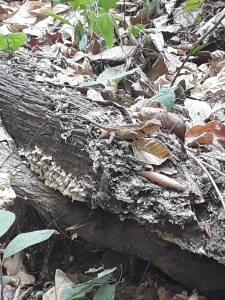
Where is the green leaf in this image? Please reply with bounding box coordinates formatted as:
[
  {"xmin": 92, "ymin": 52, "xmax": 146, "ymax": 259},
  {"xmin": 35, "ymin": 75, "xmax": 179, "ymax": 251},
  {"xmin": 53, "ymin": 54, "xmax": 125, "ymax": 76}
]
[
  {"xmin": 129, "ymin": 24, "xmax": 145, "ymax": 36},
  {"xmin": 86, "ymin": 11, "xmax": 99, "ymax": 35},
  {"xmin": 68, "ymin": 0, "xmax": 93, "ymax": 10},
  {"xmin": 60, "ymin": 288, "xmax": 77, "ymax": 300},
  {"xmin": 44, "ymin": 10, "xmax": 71, "ymax": 25},
  {"xmin": 144, "ymin": 0, "xmax": 160, "ymax": 14},
  {"xmin": 194, "ymin": 13, "xmax": 201, "ymax": 24},
  {"xmin": 192, "ymin": 43, "xmax": 208, "ymax": 53},
  {"xmin": 153, "ymin": 87, "xmax": 176, "ymax": 111},
  {"xmin": 182, "ymin": 0, "xmax": 205, "ymax": 13},
  {"xmin": 98, "ymin": 0, "xmax": 117, "ymax": 11},
  {"xmin": 0, "ymin": 210, "xmax": 15, "ymax": 238},
  {"xmin": 2, "ymin": 275, "xmax": 13, "ymax": 285},
  {"xmin": 67, "ymin": 283, "xmax": 93, "ymax": 300},
  {"xmin": 81, "ymin": 67, "xmax": 140, "ymax": 87},
  {"xmin": 79, "ymin": 34, "xmax": 87, "ymax": 50},
  {"xmin": 3, "ymin": 229, "xmax": 59, "ymax": 259},
  {"xmin": 73, "ymin": 21, "xmax": 87, "ymax": 50},
  {"xmin": 97, "ymin": 13, "xmax": 114, "ymax": 48},
  {"xmin": 0, "ymin": 33, "xmax": 27, "ymax": 52},
  {"xmin": 93, "ymin": 284, "xmax": 115, "ymax": 300}
]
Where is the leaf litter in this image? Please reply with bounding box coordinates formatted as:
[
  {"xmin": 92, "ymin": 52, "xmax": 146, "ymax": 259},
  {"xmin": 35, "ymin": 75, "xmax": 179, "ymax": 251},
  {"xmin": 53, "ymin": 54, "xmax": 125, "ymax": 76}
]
[{"xmin": 1, "ymin": 0, "xmax": 225, "ymax": 298}]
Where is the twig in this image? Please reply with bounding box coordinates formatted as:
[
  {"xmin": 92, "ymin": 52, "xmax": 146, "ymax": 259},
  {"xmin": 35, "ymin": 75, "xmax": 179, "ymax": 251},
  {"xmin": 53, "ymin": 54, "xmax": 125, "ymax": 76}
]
[
  {"xmin": 200, "ymin": 153, "xmax": 225, "ymax": 162},
  {"xmin": 185, "ymin": 147, "xmax": 225, "ymax": 210},
  {"xmin": 171, "ymin": 11, "xmax": 225, "ymax": 86},
  {"xmin": 201, "ymin": 160, "xmax": 225, "ymax": 178}
]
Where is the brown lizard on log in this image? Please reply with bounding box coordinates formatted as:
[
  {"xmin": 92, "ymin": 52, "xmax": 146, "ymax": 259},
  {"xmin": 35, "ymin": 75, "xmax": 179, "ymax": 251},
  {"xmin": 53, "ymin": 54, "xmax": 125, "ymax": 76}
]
[{"xmin": 59, "ymin": 113, "xmax": 161, "ymax": 140}]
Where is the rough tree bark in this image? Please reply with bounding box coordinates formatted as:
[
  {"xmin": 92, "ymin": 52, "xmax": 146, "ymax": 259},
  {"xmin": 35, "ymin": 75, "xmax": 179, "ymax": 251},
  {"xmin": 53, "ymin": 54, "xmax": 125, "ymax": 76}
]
[{"xmin": 0, "ymin": 62, "xmax": 225, "ymax": 296}]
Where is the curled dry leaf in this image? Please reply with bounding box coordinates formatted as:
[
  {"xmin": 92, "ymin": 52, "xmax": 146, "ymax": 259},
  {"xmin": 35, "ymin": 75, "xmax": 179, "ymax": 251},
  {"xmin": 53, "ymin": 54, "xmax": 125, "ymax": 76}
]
[
  {"xmin": 172, "ymin": 294, "xmax": 188, "ymax": 300},
  {"xmin": 155, "ymin": 111, "xmax": 186, "ymax": 139},
  {"xmin": 209, "ymin": 50, "xmax": 225, "ymax": 76},
  {"xmin": 134, "ymin": 138, "xmax": 171, "ymax": 165},
  {"xmin": 185, "ymin": 120, "xmax": 225, "ymax": 147},
  {"xmin": 130, "ymin": 97, "xmax": 166, "ymax": 112},
  {"xmin": 132, "ymin": 107, "xmax": 166, "ymax": 122},
  {"xmin": 138, "ymin": 171, "xmax": 185, "ymax": 191}
]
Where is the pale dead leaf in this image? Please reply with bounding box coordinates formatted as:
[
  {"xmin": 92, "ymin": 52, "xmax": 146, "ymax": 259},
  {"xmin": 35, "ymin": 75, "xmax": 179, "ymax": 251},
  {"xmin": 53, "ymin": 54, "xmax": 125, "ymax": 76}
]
[
  {"xmin": 43, "ymin": 286, "xmax": 56, "ymax": 300},
  {"xmin": 203, "ymin": 66, "xmax": 225, "ymax": 94},
  {"xmin": 87, "ymin": 89, "xmax": 104, "ymax": 102},
  {"xmin": 173, "ymin": 4, "xmax": 200, "ymax": 28},
  {"xmin": 153, "ymin": 75, "xmax": 172, "ymax": 91},
  {"xmin": 133, "ymin": 147, "xmax": 170, "ymax": 165},
  {"xmin": 157, "ymin": 286, "xmax": 166, "ymax": 299},
  {"xmin": 130, "ymin": 96, "xmax": 166, "ymax": 112},
  {"xmin": 184, "ymin": 99, "xmax": 212, "ymax": 126},
  {"xmin": 163, "ymin": 49, "xmax": 182, "ymax": 73},
  {"xmin": 3, "ymin": 1, "xmax": 37, "ymax": 28},
  {"xmin": 132, "ymin": 68, "xmax": 154, "ymax": 98},
  {"xmin": 16, "ymin": 266, "xmax": 35, "ymax": 285},
  {"xmin": 150, "ymin": 32, "xmax": 164, "ymax": 52},
  {"xmin": 55, "ymin": 269, "xmax": 73, "ymax": 300},
  {"xmin": 9, "ymin": 251, "xmax": 24, "ymax": 276},
  {"xmin": 87, "ymin": 45, "xmax": 138, "ymax": 62},
  {"xmin": 188, "ymin": 289, "xmax": 198, "ymax": 300}
]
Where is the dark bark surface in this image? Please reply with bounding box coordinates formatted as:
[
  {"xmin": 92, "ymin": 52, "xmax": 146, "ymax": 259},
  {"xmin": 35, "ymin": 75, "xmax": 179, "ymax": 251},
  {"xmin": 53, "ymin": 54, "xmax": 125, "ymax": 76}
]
[{"xmin": 0, "ymin": 59, "xmax": 225, "ymax": 295}]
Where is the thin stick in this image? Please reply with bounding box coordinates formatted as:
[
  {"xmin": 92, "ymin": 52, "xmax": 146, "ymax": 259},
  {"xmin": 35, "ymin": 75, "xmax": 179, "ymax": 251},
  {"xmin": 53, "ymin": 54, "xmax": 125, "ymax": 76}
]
[
  {"xmin": 201, "ymin": 160, "xmax": 225, "ymax": 178},
  {"xmin": 171, "ymin": 11, "xmax": 225, "ymax": 86},
  {"xmin": 185, "ymin": 148, "xmax": 225, "ymax": 210}
]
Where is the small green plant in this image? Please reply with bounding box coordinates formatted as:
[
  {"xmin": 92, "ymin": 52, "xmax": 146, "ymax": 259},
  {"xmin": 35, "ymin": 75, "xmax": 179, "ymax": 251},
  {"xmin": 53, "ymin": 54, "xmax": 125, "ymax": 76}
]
[
  {"xmin": 46, "ymin": 0, "xmax": 118, "ymax": 49},
  {"xmin": 0, "ymin": 210, "xmax": 59, "ymax": 299},
  {"xmin": 182, "ymin": 0, "xmax": 206, "ymax": 13},
  {"xmin": 61, "ymin": 267, "xmax": 117, "ymax": 300},
  {"xmin": 0, "ymin": 33, "xmax": 27, "ymax": 53}
]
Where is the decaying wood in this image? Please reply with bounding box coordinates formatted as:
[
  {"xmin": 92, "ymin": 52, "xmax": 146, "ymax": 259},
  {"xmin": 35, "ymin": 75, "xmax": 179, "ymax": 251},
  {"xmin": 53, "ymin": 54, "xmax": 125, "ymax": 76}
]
[{"xmin": 0, "ymin": 62, "xmax": 225, "ymax": 295}]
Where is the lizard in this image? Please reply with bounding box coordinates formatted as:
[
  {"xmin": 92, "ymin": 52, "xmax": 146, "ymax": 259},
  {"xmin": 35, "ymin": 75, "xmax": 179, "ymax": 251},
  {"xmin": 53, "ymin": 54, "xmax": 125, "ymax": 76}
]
[{"xmin": 59, "ymin": 113, "xmax": 161, "ymax": 140}]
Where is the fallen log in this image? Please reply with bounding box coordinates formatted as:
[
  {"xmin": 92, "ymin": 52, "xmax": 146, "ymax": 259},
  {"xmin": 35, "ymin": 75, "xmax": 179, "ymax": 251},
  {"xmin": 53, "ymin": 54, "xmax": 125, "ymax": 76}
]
[{"xmin": 0, "ymin": 61, "xmax": 225, "ymax": 296}]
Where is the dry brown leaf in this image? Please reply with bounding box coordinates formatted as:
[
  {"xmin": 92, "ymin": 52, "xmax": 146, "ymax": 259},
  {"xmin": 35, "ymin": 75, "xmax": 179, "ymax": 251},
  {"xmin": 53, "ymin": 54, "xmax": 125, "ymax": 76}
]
[
  {"xmin": 135, "ymin": 138, "xmax": 170, "ymax": 162},
  {"xmin": 160, "ymin": 290, "xmax": 173, "ymax": 300},
  {"xmin": 135, "ymin": 138, "xmax": 170, "ymax": 157},
  {"xmin": 16, "ymin": 266, "xmax": 35, "ymax": 285},
  {"xmin": 155, "ymin": 111, "xmax": 186, "ymax": 139},
  {"xmin": 138, "ymin": 171, "xmax": 185, "ymax": 191},
  {"xmin": 185, "ymin": 121, "xmax": 225, "ymax": 147},
  {"xmin": 137, "ymin": 286, "xmax": 158, "ymax": 300},
  {"xmin": 147, "ymin": 57, "xmax": 169, "ymax": 82},
  {"xmin": 172, "ymin": 294, "xmax": 188, "ymax": 300},
  {"xmin": 185, "ymin": 127, "xmax": 213, "ymax": 147},
  {"xmin": 209, "ymin": 50, "xmax": 225, "ymax": 76},
  {"xmin": 130, "ymin": 8, "xmax": 149, "ymax": 25}
]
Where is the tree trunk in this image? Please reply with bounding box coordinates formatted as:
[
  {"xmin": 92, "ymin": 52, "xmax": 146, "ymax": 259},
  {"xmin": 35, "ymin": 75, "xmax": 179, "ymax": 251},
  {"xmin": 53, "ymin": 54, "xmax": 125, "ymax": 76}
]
[{"xmin": 0, "ymin": 64, "xmax": 224, "ymax": 296}]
